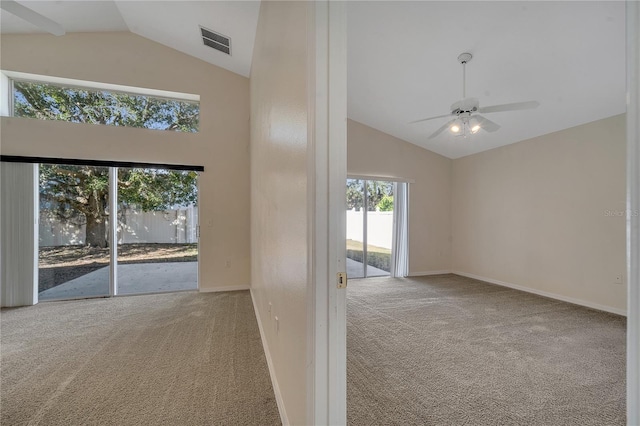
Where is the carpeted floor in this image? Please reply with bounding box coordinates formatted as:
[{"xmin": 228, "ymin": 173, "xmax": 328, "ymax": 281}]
[
  {"xmin": 347, "ymin": 274, "xmax": 626, "ymax": 425},
  {"xmin": 1, "ymin": 291, "xmax": 280, "ymax": 426}
]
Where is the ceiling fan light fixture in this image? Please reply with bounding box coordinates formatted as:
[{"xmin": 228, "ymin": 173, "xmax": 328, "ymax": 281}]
[{"xmin": 410, "ymin": 52, "xmax": 539, "ymax": 140}]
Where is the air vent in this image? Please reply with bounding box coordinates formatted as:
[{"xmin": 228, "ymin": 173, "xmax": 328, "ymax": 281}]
[{"xmin": 200, "ymin": 26, "xmax": 231, "ymax": 55}]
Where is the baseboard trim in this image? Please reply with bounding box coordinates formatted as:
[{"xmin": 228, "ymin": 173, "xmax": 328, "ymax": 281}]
[
  {"xmin": 452, "ymin": 271, "xmax": 627, "ymax": 317},
  {"xmin": 250, "ymin": 289, "xmax": 289, "ymax": 425},
  {"xmin": 199, "ymin": 285, "xmax": 250, "ymax": 293},
  {"xmin": 408, "ymin": 270, "xmax": 451, "ymax": 277}
]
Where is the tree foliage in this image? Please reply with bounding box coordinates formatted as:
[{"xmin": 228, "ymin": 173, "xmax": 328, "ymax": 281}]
[
  {"xmin": 40, "ymin": 165, "xmax": 198, "ymax": 248},
  {"xmin": 346, "ymin": 179, "xmax": 393, "ymax": 211},
  {"xmin": 14, "ymin": 81, "xmax": 199, "ymax": 132},
  {"xmin": 18, "ymin": 81, "xmax": 201, "ymax": 248},
  {"xmin": 378, "ymin": 195, "xmax": 394, "ymax": 212}
]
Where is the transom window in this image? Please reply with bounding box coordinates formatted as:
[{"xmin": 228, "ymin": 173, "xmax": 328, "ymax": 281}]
[{"xmin": 11, "ymin": 79, "xmax": 199, "ymax": 133}]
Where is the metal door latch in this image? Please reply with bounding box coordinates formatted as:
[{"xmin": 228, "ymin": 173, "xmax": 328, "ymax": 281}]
[{"xmin": 337, "ymin": 272, "xmax": 348, "ymax": 289}]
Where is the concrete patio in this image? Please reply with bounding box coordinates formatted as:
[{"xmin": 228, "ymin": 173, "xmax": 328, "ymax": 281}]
[
  {"xmin": 39, "ymin": 259, "xmax": 381, "ymax": 301},
  {"xmin": 346, "ymin": 258, "xmax": 388, "ymax": 279},
  {"xmin": 39, "ymin": 262, "xmax": 197, "ymax": 301}
]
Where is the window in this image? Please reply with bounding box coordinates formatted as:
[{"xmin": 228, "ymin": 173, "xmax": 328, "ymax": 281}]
[
  {"xmin": 11, "ymin": 79, "xmax": 199, "ymax": 133},
  {"xmin": 37, "ymin": 162, "xmax": 200, "ymax": 301}
]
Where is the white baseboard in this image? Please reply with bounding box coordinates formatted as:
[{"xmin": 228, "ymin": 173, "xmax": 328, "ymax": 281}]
[
  {"xmin": 452, "ymin": 271, "xmax": 627, "ymax": 317},
  {"xmin": 408, "ymin": 270, "xmax": 451, "ymax": 277},
  {"xmin": 199, "ymin": 285, "xmax": 250, "ymax": 293},
  {"xmin": 250, "ymin": 289, "xmax": 289, "ymax": 425}
]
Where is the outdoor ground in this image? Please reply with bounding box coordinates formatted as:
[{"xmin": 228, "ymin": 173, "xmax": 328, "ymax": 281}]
[
  {"xmin": 39, "ymin": 243, "xmax": 197, "ymax": 292},
  {"xmin": 346, "ymin": 239, "xmax": 391, "ymax": 255},
  {"xmin": 346, "ymin": 239, "xmax": 391, "ymax": 272}
]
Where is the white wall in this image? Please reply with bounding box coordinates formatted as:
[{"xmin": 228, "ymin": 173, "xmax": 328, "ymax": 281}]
[
  {"xmin": 347, "ymin": 120, "xmax": 452, "ymax": 274},
  {"xmin": 250, "ymin": 2, "xmax": 310, "ymax": 424},
  {"xmin": 452, "ymin": 114, "xmax": 627, "ymax": 314},
  {"xmin": 0, "ymin": 32, "xmax": 250, "ymax": 291}
]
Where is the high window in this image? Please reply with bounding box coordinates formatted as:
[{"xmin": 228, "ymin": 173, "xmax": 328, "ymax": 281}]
[{"xmin": 11, "ymin": 79, "xmax": 199, "ymax": 132}]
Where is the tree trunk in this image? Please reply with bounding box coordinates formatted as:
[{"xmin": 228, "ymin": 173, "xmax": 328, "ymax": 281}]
[
  {"xmin": 85, "ymin": 215, "xmax": 107, "ymax": 248},
  {"xmin": 84, "ymin": 190, "xmax": 108, "ymax": 248}
]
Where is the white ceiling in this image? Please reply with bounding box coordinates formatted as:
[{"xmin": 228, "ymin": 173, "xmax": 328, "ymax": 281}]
[
  {"xmin": 0, "ymin": 1, "xmax": 260, "ymax": 77},
  {"xmin": 348, "ymin": 1, "xmax": 627, "ymax": 159},
  {"xmin": 1, "ymin": 1, "xmax": 627, "ymax": 159}
]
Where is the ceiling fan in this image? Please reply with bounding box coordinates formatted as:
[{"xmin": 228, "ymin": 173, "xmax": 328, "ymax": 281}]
[
  {"xmin": 0, "ymin": 0, "xmax": 65, "ymax": 36},
  {"xmin": 410, "ymin": 52, "xmax": 539, "ymax": 139}
]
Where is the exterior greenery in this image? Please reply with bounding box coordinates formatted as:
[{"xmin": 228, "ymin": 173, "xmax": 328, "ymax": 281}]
[
  {"xmin": 346, "ymin": 179, "xmax": 394, "ymax": 211},
  {"xmin": 346, "ymin": 249, "xmax": 391, "ymax": 272},
  {"xmin": 17, "ymin": 80, "xmax": 202, "ymax": 248},
  {"xmin": 377, "ymin": 195, "xmax": 394, "ymax": 212},
  {"xmin": 13, "ymin": 80, "xmax": 199, "ymax": 132},
  {"xmin": 40, "ymin": 166, "xmax": 198, "ymax": 248}
]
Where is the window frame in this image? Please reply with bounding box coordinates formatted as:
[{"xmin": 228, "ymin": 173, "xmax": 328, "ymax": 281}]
[{"xmin": 3, "ymin": 70, "xmax": 200, "ymax": 133}]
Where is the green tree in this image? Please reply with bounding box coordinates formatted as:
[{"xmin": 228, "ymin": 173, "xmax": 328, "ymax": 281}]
[
  {"xmin": 346, "ymin": 179, "xmax": 394, "ymax": 211},
  {"xmin": 16, "ymin": 81, "xmax": 201, "ymax": 248},
  {"xmin": 377, "ymin": 195, "xmax": 394, "ymax": 211},
  {"xmin": 14, "ymin": 81, "xmax": 199, "ymax": 131},
  {"xmin": 40, "ymin": 165, "xmax": 198, "ymax": 248},
  {"xmin": 346, "ymin": 179, "xmax": 364, "ymax": 210}
]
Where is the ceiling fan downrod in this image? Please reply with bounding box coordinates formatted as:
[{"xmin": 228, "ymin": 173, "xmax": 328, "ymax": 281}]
[{"xmin": 458, "ymin": 52, "xmax": 472, "ymax": 99}]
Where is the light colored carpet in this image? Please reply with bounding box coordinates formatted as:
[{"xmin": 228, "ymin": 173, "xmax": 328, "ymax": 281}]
[
  {"xmin": 1, "ymin": 291, "xmax": 280, "ymax": 426},
  {"xmin": 347, "ymin": 274, "xmax": 626, "ymax": 425}
]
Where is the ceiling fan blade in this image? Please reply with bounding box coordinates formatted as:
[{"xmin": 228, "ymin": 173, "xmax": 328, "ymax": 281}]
[
  {"xmin": 409, "ymin": 113, "xmax": 451, "ymax": 124},
  {"xmin": 0, "ymin": 0, "xmax": 65, "ymax": 36},
  {"xmin": 476, "ymin": 115, "xmax": 501, "ymax": 132},
  {"xmin": 477, "ymin": 100, "xmax": 539, "ymax": 114},
  {"xmin": 428, "ymin": 119, "xmax": 457, "ymax": 139}
]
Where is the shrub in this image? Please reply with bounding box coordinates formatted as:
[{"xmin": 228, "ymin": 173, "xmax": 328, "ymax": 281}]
[
  {"xmin": 346, "ymin": 249, "xmax": 390, "ymax": 272},
  {"xmin": 377, "ymin": 195, "xmax": 394, "ymax": 212}
]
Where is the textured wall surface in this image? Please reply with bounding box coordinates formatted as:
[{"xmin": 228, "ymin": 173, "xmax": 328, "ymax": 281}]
[
  {"xmin": 452, "ymin": 114, "xmax": 627, "ymax": 313},
  {"xmin": 249, "ymin": 2, "xmax": 310, "ymax": 424}
]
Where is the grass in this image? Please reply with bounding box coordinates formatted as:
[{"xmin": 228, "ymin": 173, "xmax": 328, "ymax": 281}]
[
  {"xmin": 39, "ymin": 243, "xmax": 198, "ymax": 267},
  {"xmin": 346, "ymin": 239, "xmax": 391, "ymax": 255},
  {"xmin": 346, "ymin": 239, "xmax": 391, "ymax": 272}
]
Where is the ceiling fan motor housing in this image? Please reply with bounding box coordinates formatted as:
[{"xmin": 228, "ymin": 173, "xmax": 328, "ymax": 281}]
[
  {"xmin": 457, "ymin": 52, "xmax": 473, "ymax": 64},
  {"xmin": 450, "ymin": 97, "xmax": 479, "ymax": 116}
]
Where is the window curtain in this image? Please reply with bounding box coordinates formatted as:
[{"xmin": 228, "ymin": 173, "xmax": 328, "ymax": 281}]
[
  {"xmin": 1, "ymin": 162, "xmax": 38, "ymax": 307},
  {"xmin": 390, "ymin": 182, "xmax": 409, "ymax": 277}
]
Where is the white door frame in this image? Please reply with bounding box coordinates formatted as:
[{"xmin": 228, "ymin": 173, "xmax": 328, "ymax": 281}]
[
  {"xmin": 307, "ymin": 1, "xmax": 347, "ymax": 424},
  {"xmin": 626, "ymin": 0, "xmax": 639, "ymax": 423},
  {"xmin": 109, "ymin": 167, "xmax": 118, "ymax": 296}
]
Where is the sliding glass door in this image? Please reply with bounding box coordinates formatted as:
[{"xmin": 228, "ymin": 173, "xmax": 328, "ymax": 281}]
[
  {"xmin": 366, "ymin": 181, "xmax": 394, "ymax": 277},
  {"xmin": 116, "ymin": 168, "xmax": 198, "ymax": 295},
  {"xmin": 346, "ymin": 179, "xmax": 396, "ymax": 278},
  {"xmin": 38, "ymin": 164, "xmax": 111, "ymax": 301},
  {"xmin": 37, "ymin": 163, "xmax": 199, "ymax": 301}
]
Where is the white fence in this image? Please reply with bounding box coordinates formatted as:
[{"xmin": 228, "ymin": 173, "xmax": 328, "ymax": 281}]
[
  {"xmin": 39, "ymin": 206, "xmax": 198, "ymax": 247},
  {"xmin": 346, "ymin": 209, "xmax": 393, "ymax": 249}
]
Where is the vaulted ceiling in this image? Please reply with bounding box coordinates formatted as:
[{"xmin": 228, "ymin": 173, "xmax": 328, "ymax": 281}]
[
  {"xmin": 347, "ymin": 1, "xmax": 626, "ymax": 159},
  {"xmin": 1, "ymin": 1, "xmax": 627, "ymax": 159},
  {"xmin": 0, "ymin": 1, "xmax": 260, "ymax": 77}
]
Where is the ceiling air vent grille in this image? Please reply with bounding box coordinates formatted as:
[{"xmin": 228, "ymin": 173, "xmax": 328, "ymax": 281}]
[{"xmin": 200, "ymin": 26, "xmax": 231, "ymax": 55}]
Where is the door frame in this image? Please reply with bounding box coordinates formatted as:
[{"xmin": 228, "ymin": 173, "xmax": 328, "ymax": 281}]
[
  {"xmin": 34, "ymin": 164, "xmax": 200, "ymax": 302},
  {"xmin": 307, "ymin": 1, "xmax": 347, "ymax": 424},
  {"xmin": 626, "ymin": 0, "xmax": 639, "ymax": 422}
]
